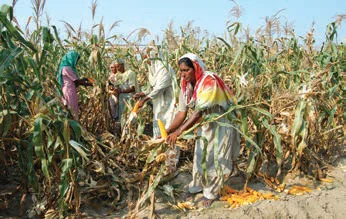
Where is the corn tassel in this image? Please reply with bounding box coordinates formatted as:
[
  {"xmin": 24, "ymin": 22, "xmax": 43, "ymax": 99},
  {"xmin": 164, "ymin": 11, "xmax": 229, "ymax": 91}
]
[{"xmin": 158, "ymin": 119, "xmax": 168, "ymax": 138}]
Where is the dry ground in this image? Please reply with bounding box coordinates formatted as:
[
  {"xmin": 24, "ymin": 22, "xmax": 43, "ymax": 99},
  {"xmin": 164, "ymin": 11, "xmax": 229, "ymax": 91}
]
[{"xmin": 1, "ymin": 157, "xmax": 345, "ymax": 219}]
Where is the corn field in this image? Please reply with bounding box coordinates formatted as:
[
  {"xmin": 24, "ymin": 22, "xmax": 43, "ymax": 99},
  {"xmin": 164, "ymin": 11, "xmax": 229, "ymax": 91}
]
[{"xmin": 0, "ymin": 1, "xmax": 345, "ymax": 218}]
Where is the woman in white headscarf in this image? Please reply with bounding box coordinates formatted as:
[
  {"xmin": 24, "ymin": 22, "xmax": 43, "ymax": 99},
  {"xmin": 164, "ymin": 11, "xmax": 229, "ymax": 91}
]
[
  {"xmin": 166, "ymin": 53, "xmax": 240, "ymax": 207},
  {"xmin": 134, "ymin": 50, "xmax": 179, "ymax": 174}
]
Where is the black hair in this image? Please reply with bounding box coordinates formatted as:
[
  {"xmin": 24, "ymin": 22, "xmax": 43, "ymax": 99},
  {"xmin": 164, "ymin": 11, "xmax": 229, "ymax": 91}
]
[{"xmin": 178, "ymin": 57, "xmax": 194, "ymax": 70}]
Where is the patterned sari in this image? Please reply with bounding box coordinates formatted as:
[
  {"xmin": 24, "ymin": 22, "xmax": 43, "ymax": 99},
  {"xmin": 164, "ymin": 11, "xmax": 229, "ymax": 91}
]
[{"xmin": 178, "ymin": 53, "xmax": 240, "ymax": 200}]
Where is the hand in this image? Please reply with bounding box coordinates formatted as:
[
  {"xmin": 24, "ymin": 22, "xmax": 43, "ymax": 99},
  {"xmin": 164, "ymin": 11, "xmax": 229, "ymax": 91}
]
[
  {"xmin": 113, "ymin": 87, "xmax": 120, "ymax": 94},
  {"xmin": 137, "ymin": 98, "xmax": 146, "ymax": 110},
  {"xmin": 108, "ymin": 84, "xmax": 115, "ymax": 91},
  {"xmin": 133, "ymin": 92, "xmax": 145, "ymax": 100},
  {"xmin": 82, "ymin": 78, "xmax": 93, "ymax": 87},
  {"xmin": 166, "ymin": 129, "xmax": 182, "ymax": 147}
]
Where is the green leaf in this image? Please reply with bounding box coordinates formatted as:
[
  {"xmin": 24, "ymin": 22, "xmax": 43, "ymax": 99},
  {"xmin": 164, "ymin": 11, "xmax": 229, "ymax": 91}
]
[
  {"xmin": 291, "ymin": 100, "xmax": 306, "ymax": 147},
  {"xmin": 250, "ymin": 106, "xmax": 273, "ymax": 119},
  {"xmin": 69, "ymin": 120, "xmax": 82, "ymax": 141},
  {"xmin": 0, "ymin": 4, "xmax": 13, "ymax": 20},
  {"xmin": 69, "ymin": 140, "xmax": 89, "ymax": 162},
  {"xmin": 262, "ymin": 119, "xmax": 283, "ymax": 166},
  {"xmin": 33, "ymin": 117, "xmax": 50, "ymax": 178},
  {"xmin": 216, "ymin": 37, "xmax": 231, "ymax": 50},
  {"xmin": 0, "ymin": 13, "xmax": 37, "ymax": 52},
  {"xmin": 246, "ymin": 151, "xmax": 258, "ymax": 176},
  {"xmin": 0, "ymin": 46, "xmax": 23, "ymax": 73}
]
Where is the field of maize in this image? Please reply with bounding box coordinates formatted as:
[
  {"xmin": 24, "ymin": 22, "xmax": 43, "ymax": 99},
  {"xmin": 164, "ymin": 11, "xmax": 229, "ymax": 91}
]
[{"xmin": 0, "ymin": 1, "xmax": 344, "ymax": 218}]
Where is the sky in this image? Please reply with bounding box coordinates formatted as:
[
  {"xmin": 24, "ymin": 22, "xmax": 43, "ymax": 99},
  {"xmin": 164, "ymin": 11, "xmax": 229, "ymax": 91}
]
[{"xmin": 3, "ymin": 0, "xmax": 346, "ymax": 45}]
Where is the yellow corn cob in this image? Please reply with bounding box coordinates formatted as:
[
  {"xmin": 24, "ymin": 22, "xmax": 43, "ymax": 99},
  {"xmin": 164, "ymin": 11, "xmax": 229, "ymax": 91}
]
[
  {"xmin": 220, "ymin": 195, "xmax": 231, "ymax": 201},
  {"xmin": 262, "ymin": 193, "xmax": 274, "ymax": 199},
  {"xmin": 87, "ymin": 77, "xmax": 96, "ymax": 84},
  {"xmin": 177, "ymin": 202, "xmax": 186, "ymax": 211},
  {"xmin": 158, "ymin": 119, "xmax": 168, "ymax": 138},
  {"xmin": 227, "ymin": 198, "xmax": 234, "ymax": 205},
  {"xmin": 244, "ymin": 195, "xmax": 259, "ymax": 203},
  {"xmin": 155, "ymin": 153, "xmax": 167, "ymax": 162},
  {"xmin": 292, "ymin": 185, "xmax": 312, "ymax": 193},
  {"xmin": 240, "ymin": 192, "xmax": 252, "ymax": 198},
  {"xmin": 276, "ymin": 183, "xmax": 286, "ymax": 192},
  {"xmin": 246, "ymin": 187, "xmax": 255, "ymax": 194},
  {"xmin": 320, "ymin": 178, "xmax": 334, "ymax": 183},
  {"xmin": 230, "ymin": 202, "xmax": 239, "ymax": 209},
  {"xmin": 181, "ymin": 202, "xmax": 196, "ymax": 210},
  {"xmin": 132, "ymin": 101, "xmax": 140, "ymax": 113},
  {"xmin": 270, "ymin": 177, "xmax": 275, "ymax": 182},
  {"xmin": 231, "ymin": 194, "xmax": 246, "ymax": 204},
  {"xmin": 274, "ymin": 178, "xmax": 280, "ymax": 185}
]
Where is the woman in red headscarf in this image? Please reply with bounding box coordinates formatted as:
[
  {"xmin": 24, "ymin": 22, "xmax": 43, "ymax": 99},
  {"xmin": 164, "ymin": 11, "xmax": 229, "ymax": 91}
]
[{"xmin": 166, "ymin": 53, "xmax": 240, "ymax": 207}]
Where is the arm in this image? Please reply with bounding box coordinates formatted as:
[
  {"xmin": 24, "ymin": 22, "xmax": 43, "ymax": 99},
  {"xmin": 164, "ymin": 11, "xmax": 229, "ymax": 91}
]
[
  {"xmin": 166, "ymin": 111, "xmax": 187, "ymax": 134},
  {"xmin": 63, "ymin": 67, "xmax": 92, "ymax": 87},
  {"xmin": 133, "ymin": 85, "xmax": 168, "ymax": 110},
  {"xmin": 166, "ymin": 111, "xmax": 202, "ymax": 146},
  {"xmin": 119, "ymin": 86, "xmax": 135, "ymax": 94},
  {"xmin": 147, "ymin": 87, "xmax": 167, "ymax": 100},
  {"xmin": 120, "ymin": 70, "xmax": 137, "ymax": 94},
  {"xmin": 75, "ymin": 78, "xmax": 92, "ymax": 87},
  {"xmin": 136, "ymin": 95, "xmax": 151, "ymax": 110}
]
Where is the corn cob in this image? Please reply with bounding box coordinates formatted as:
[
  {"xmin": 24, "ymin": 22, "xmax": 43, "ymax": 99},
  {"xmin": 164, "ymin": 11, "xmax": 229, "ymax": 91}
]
[
  {"xmin": 158, "ymin": 119, "xmax": 168, "ymax": 138},
  {"xmin": 87, "ymin": 77, "xmax": 96, "ymax": 84},
  {"xmin": 132, "ymin": 101, "xmax": 140, "ymax": 113}
]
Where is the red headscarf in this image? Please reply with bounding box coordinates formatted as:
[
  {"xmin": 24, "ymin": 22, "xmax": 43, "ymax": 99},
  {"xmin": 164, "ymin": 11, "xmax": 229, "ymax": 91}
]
[{"xmin": 179, "ymin": 53, "xmax": 233, "ymax": 110}]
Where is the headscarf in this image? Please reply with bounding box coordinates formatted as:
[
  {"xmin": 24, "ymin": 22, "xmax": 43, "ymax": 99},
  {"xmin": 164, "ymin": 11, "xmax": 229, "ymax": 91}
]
[
  {"xmin": 56, "ymin": 50, "xmax": 79, "ymax": 86},
  {"xmin": 179, "ymin": 53, "xmax": 233, "ymax": 111},
  {"xmin": 112, "ymin": 58, "xmax": 125, "ymax": 65}
]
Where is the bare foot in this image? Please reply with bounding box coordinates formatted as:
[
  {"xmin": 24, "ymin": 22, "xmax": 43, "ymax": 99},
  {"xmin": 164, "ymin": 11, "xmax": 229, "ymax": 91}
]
[{"xmin": 203, "ymin": 196, "xmax": 217, "ymax": 208}]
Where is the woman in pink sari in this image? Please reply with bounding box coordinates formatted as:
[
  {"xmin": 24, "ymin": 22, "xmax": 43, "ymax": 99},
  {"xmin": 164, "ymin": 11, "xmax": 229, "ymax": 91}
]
[
  {"xmin": 166, "ymin": 53, "xmax": 240, "ymax": 207},
  {"xmin": 56, "ymin": 50, "xmax": 92, "ymax": 120}
]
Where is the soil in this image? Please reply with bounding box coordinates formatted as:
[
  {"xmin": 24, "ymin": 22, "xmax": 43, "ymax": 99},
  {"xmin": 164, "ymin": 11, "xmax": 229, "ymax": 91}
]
[
  {"xmin": 132, "ymin": 156, "xmax": 346, "ymax": 219},
  {"xmin": 1, "ymin": 157, "xmax": 345, "ymax": 219}
]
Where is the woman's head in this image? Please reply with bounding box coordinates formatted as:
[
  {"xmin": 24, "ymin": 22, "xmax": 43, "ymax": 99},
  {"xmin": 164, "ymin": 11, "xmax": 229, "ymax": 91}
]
[
  {"xmin": 178, "ymin": 57, "xmax": 196, "ymax": 84},
  {"xmin": 114, "ymin": 58, "xmax": 125, "ymax": 73},
  {"xmin": 178, "ymin": 53, "xmax": 206, "ymax": 85},
  {"xmin": 63, "ymin": 50, "xmax": 80, "ymax": 67},
  {"xmin": 110, "ymin": 61, "xmax": 118, "ymax": 74}
]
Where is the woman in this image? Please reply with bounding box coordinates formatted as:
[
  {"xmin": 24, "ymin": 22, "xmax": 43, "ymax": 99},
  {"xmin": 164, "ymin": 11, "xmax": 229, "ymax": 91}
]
[
  {"xmin": 56, "ymin": 50, "xmax": 92, "ymax": 120},
  {"xmin": 166, "ymin": 53, "xmax": 240, "ymax": 207},
  {"xmin": 134, "ymin": 50, "xmax": 179, "ymax": 174},
  {"xmin": 108, "ymin": 60, "xmax": 121, "ymax": 121}
]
